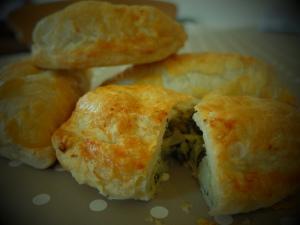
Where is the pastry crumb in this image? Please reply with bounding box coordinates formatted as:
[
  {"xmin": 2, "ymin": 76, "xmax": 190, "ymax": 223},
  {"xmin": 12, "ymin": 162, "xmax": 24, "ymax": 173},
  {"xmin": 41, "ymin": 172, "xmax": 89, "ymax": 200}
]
[
  {"xmin": 181, "ymin": 201, "xmax": 192, "ymax": 213},
  {"xmin": 154, "ymin": 219, "xmax": 165, "ymax": 225},
  {"xmin": 145, "ymin": 216, "xmax": 166, "ymax": 225},
  {"xmin": 161, "ymin": 173, "xmax": 170, "ymax": 182},
  {"xmin": 145, "ymin": 216, "xmax": 154, "ymax": 223},
  {"xmin": 197, "ymin": 218, "xmax": 217, "ymax": 225}
]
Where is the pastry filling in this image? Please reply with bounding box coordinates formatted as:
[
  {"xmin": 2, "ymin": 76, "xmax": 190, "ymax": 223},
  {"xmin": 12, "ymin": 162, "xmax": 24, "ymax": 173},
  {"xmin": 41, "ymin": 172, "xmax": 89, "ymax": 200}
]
[
  {"xmin": 150, "ymin": 109, "xmax": 205, "ymax": 194},
  {"xmin": 162, "ymin": 109, "xmax": 205, "ymax": 174}
]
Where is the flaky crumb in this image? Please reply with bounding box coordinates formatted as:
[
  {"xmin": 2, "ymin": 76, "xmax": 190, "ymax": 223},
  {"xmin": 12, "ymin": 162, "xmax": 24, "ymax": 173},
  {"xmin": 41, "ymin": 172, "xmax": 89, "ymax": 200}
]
[
  {"xmin": 145, "ymin": 216, "xmax": 154, "ymax": 223},
  {"xmin": 161, "ymin": 173, "xmax": 170, "ymax": 182},
  {"xmin": 145, "ymin": 216, "xmax": 166, "ymax": 225},
  {"xmin": 154, "ymin": 219, "xmax": 165, "ymax": 225},
  {"xmin": 181, "ymin": 201, "xmax": 192, "ymax": 214}
]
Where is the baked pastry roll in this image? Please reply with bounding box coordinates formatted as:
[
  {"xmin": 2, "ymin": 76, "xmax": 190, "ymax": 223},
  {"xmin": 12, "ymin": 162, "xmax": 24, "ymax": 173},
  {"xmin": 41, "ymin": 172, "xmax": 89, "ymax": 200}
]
[
  {"xmin": 52, "ymin": 85, "xmax": 200, "ymax": 200},
  {"xmin": 108, "ymin": 53, "xmax": 296, "ymax": 105},
  {"xmin": 32, "ymin": 1, "xmax": 186, "ymax": 69},
  {"xmin": 0, "ymin": 59, "xmax": 90, "ymax": 169},
  {"xmin": 193, "ymin": 95, "xmax": 300, "ymax": 215}
]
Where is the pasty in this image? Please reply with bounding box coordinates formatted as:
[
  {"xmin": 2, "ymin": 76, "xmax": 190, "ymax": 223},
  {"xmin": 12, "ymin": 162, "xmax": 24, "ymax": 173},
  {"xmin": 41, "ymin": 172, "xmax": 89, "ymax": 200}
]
[
  {"xmin": 32, "ymin": 1, "xmax": 186, "ymax": 69},
  {"xmin": 0, "ymin": 59, "xmax": 90, "ymax": 168},
  {"xmin": 108, "ymin": 53, "xmax": 296, "ymax": 105},
  {"xmin": 52, "ymin": 85, "xmax": 199, "ymax": 200},
  {"xmin": 193, "ymin": 95, "xmax": 300, "ymax": 215}
]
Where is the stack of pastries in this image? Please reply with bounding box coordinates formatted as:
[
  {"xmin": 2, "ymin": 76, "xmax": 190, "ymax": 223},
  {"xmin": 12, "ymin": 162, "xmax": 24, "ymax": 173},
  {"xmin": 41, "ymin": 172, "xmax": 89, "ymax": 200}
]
[{"xmin": 1, "ymin": 1, "xmax": 299, "ymax": 216}]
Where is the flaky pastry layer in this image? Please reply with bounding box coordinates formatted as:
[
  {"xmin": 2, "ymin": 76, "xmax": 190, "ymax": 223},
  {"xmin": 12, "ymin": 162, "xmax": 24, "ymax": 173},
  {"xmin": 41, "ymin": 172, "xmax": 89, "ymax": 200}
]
[
  {"xmin": 52, "ymin": 85, "xmax": 194, "ymax": 200},
  {"xmin": 108, "ymin": 52, "xmax": 296, "ymax": 105},
  {"xmin": 0, "ymin": 59, "xmax": 89, "ymax": 168},
  {"xmin": 193, "ymin": 95, "xmax": 300, "ymax": 215}
]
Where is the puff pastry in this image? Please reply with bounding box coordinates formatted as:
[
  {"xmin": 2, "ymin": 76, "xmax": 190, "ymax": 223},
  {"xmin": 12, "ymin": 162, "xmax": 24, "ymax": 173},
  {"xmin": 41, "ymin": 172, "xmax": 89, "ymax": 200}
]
[
  {"xmin": 193, "ymin": 95, "xmax": 300, "ymax": 215},
  {"xmin": 32, "ymin": 1, "xmax": 186, "ymax": 69},
  {"xmin": 108, "ymin": 52, "xmax": 296, "ymax": 105},
  {"xmin": 0, "ymin": 59, "xmax": 90, "ymax": 169},
  {"xmin": 52, "ymin": 85, "xmax": 197, "ymax": 200}
]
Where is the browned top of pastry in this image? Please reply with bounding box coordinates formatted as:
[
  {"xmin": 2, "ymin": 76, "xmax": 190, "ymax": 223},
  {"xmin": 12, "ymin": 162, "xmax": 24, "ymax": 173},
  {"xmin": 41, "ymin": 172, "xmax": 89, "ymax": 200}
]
[
  {"xmin": 109, "ymin": 52, "xmax": 297, "ymax": 105},
  {"xmin": 31, "ymin": 1, "xmax": 186, "ymax": 69},
  {"xmin": 52, "ymin": 85, "xmax": 194, "ymax": 199},
  {"xmin": 194, "ymin": 95, "xmax": 300, "ymax": 215},
  {"xmin": 0, "ymin": 59, "xmax": 89, "ymax": 168}
]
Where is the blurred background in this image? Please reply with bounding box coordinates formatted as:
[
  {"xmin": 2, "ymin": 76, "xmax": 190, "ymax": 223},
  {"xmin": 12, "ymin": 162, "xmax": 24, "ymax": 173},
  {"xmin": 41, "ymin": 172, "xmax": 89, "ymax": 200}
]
[{"xmin": 0, "ymin": 0, "xmax": 299, "ymax": 54}]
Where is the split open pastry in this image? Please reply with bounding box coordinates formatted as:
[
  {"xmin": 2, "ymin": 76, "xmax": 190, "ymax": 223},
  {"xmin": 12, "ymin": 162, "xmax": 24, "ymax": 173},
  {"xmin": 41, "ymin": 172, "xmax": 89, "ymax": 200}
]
[
  {"xmin": 52, "ymin": 85, "xmax": 200, "ymax": 200},
  {"xmin": 107, "ymin": 52, "xmax": 296, "ymax": 105},
  {"xmin": 0, "ymin": 59, "xmax": 90, "ymax": 169},
  {"xmin": 193, "ymin": 94, "xmax": 300, "ymax": 215},
  {"xmin": 31, "ymin": 1, "xmax": 186, "ymax": 69},
  {"xmin": 52, "ymin": 84, "xmax": 300, "ymax": 214}
]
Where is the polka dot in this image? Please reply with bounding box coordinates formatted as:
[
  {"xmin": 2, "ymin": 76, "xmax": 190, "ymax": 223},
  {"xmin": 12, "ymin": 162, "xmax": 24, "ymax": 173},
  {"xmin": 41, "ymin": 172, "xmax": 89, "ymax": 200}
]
[
  {"xmin": 8, "ymin": 160, "xmax": 22, "ymax": 167},
  {"xmin": 89, "ymin": 199, "xmax": 108, "ymax": 212},
  {"xmin": 53, "ymin": 164, "xmax": 65, "ymax": 172},
  {"xmin": 32, "ymin": 194, "xmax": 51, "ymax": 206},
  {"xmin": 150, "ymin": 206, "xmax": 169, "ymax": 219},
  {"xmin": 280, "ymin": 217, "xmax": 299, "ymax": 225},
  {"xmin": 213, "ymin": 215, "xmax": 234, "ymax": 225}
]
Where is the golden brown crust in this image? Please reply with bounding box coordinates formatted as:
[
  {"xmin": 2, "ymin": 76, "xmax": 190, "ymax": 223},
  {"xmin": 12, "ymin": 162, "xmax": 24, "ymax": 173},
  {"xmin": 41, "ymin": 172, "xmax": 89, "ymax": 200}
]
[
  {"xmin": 109, "ymin": 52, "xmax": 297, "ymax": 105},
  {"xmin": 194, "ymin": 95, "xmax": 300, "ymax": 215},
  {"xmin": 52, "ymin": 85, "xmax": 193, "ymax": 199},
  {"xmin": 0, "ymin": 59, "xmax": 89, "ymax": 169},
  {"xmin": 31, "ymin": 1, "xmax": 186, "ymax": 69}
]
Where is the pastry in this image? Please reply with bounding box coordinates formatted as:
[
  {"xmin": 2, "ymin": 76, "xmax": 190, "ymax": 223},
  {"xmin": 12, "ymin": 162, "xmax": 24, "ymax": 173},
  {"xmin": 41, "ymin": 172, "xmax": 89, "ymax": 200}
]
[
  {"xmin": 193, "ymin": 95, "xmax": 300, "ymax": 215},
  {"xmin": 0, "ymin": 59, "xmax": 90, "ymax": 169},
  {"xmin": 108, "ymin": 52, "xmax": 296, "ymax": 105},
  {"xmin": 31, "ymin": 1, "xmax": 186, "ymax": 69},
  {"xmin": 52, "ymin": 85, "xmax": 200, "ymax": 200},
  {"xmin": 51, "ymin": 84, "xmax": 300, "ymax": 212}
]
